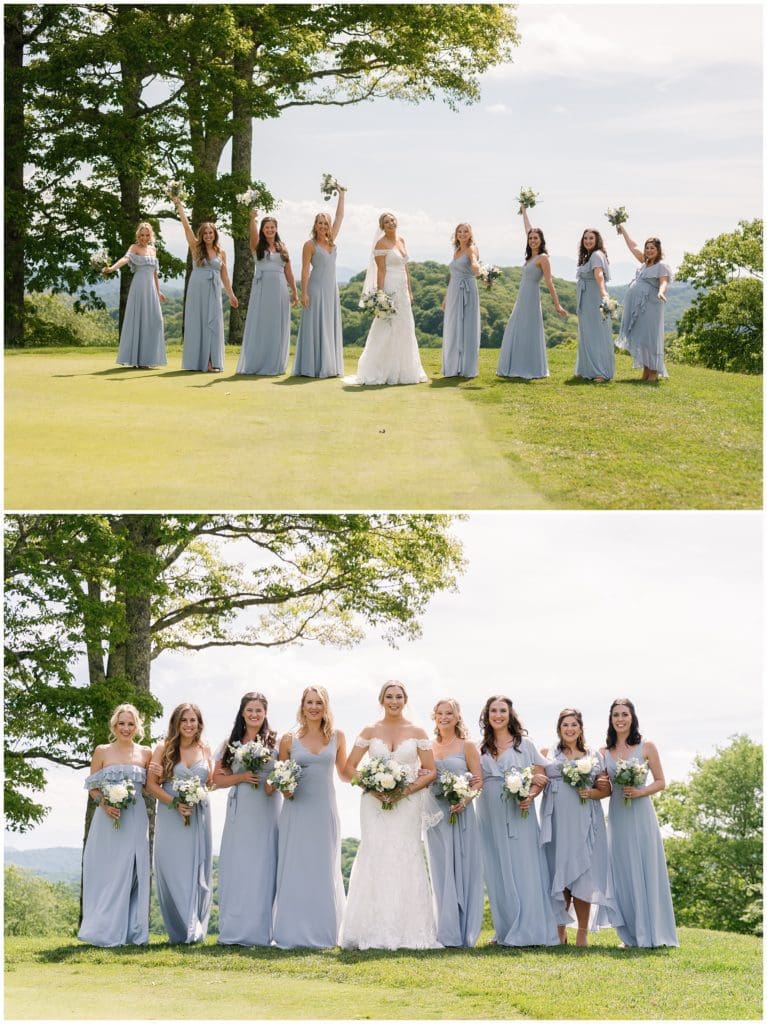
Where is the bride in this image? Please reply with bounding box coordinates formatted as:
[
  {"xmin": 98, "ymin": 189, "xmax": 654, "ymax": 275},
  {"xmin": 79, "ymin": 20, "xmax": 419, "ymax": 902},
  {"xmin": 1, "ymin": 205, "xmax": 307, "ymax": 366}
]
[
  {"xmin": 339, "ymin": 680, "xmax": 441, "ymax": 949},
  {"xmin": 345, "ymin": 213, "xmax": 428, "ymax": 385}
]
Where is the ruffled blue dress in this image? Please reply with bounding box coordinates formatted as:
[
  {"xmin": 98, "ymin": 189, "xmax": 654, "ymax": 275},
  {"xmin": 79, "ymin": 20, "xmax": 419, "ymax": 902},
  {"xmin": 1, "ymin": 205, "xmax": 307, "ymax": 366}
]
[
  {"xmin": 617, "ymin": 261, "xmax": 672, "ymax": 376},
  {"xmin": 116, "ymin": 253, "xmax": 166, "ymax": 367}
]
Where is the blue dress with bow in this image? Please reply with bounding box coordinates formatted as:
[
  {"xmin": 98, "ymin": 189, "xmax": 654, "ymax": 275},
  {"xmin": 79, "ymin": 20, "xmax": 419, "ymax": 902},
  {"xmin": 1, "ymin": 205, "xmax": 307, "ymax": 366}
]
[
  {"xmin": 182, "ymin": 256, "xmax": 226, "ymax": 371},
  {"xmin": 442, "ymin": 255, "xmax": 480, "ymax": 378}
]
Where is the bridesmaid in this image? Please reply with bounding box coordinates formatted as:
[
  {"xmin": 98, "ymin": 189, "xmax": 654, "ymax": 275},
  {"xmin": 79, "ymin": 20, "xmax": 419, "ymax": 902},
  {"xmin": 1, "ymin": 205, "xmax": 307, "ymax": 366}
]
[
  {"xmin": 476, "ymin": 695, "xmax": 559, "ymax": 946},
  {"xmin": 602, "ymin": 698, "xmax": 678, "ymax": 947},
  {"xmin": 172, "ymin": 196, "xmax": 238, "ymax": 372},
  {"xmin": 616, "ymin": 227, "xmax": 672, "ymax": 381},
  {"xmin": 538, "ymin": 708, "xmax": 617, "ymax": 947},
  {"xmin": 212, "ymin": 691, "xmax": 280, "ymax": 946},
  {"xmin": 78, "ymin": 704, "xmax": 151, "ymax": 946},
  {"xmin": 425, "ymin": 698, "xmax": 484, "ymax": 947},
  {"xmin": 272, "ymin": 686, "xmax": 347, "ymax": 948},
  {"xmin": 146, "ymin": 703, "xmax": 213, "ymax": 944},
  {"xmin": 103, "ymin": 223, "xmax": 167, "ymax": 368},
  {"xmin": 236, "ymin": 209, "xmax": 298, "ymax": 375},
  {"xmin": 575, "ymin": 229, "xmax": 615, "ymax": 382},
  {"xmin": 441, "ymin": 224, "xmax": 481, "ymax": 378},
  {"xmin": 497, "ymin": 207, "xmax": 567, "ymax": 380},
  {"xmin": 292, "ymin": 185, "xmax": 346, "ymax": 377}
]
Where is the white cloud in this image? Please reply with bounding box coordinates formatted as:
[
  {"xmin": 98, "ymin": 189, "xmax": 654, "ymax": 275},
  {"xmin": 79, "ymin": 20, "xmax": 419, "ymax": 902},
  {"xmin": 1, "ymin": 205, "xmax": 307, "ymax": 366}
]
[{"xmin": 485, "ymin": 103, "xmax": 511, "ymax": 115}]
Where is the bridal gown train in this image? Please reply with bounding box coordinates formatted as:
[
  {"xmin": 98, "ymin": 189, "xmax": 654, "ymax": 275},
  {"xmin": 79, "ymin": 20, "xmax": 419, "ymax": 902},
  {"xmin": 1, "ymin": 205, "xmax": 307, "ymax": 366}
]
[{"xmin": 339, "ymin": 736, "xmax": 441, "ymax": 949}]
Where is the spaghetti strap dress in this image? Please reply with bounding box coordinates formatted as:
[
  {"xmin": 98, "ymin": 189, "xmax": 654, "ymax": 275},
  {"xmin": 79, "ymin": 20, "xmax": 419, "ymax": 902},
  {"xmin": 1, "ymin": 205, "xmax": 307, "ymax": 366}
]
[
  {"xmin": 293, "ymin": 244, "xmax": 344, "ymax": 377},
  {"xmin": 496, "ymin": 259, "xmax": 549, "ymax": 379},
  {"xmin": 442, "ymin": 254, "xmax": 480, "ymax": 378}
]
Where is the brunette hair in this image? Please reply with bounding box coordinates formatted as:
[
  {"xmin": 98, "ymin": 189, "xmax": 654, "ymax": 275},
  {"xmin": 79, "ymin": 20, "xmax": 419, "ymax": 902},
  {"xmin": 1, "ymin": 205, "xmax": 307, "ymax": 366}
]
[
  {"xmin": 221, "ymin": 691, "xmax": 276, "ymax": 770},
  {"xmin": 525, "ymin": 227, "xmax": 548, "ymax": 261},
  {"xmin": 296, "ymin": 685, "xmax": 334, "ymax": 743},
  {"xmin": 255, "ymin": 217, "xmax": 287, "ymax": 262},
  {"xmin": 555, "ymin": 707, "xmax": 587, "ymax": 754},
  {"xmin": 605, "ymin": 697, "xmax": 642, "ymax": 749},
  {"xmin": 194, "ymin": 221, "xmax": 222, "ymax": 266},
  {"xmin": 644, "ymin": 237, "xmax": 664, "ymax": 264},
  {"xmin": 378, "ymin": 680, "xmax": 408, "ymax": 706},
  {"xmin": 161, "ymin": 702, "xmax": 204, "ymax": 779},
  {"xmin": 108, "ymin": 703, "xmax": 145, "ymax": 742},
  {"xmin": 577, "ymin": 229, "xmax": 609, "ymax": 266},
  {"xmin": 431, "ymin": 698, "xmax": 469, "ymax": 741},
  {"xmin": 479, "ymin": 695, "xmax": 527, "ymax": 756}
]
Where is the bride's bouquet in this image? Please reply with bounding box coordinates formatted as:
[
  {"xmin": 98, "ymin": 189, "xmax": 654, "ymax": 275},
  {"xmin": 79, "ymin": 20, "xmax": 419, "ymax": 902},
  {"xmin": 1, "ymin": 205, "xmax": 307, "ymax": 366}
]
[
  {"xmin": 359, "ymin": 288, "xmax": 397, "ymax": 320},
  {"xmin": 561, "ymin": 754, "xmax": 601, "ymax": 805},
  {"xmin": 613, "ymin": 757, "xmax": 649, "ymax": 806},
  {"xmin": 434, "ymin": 769, "xmax": 476, "ymax": 825},
  {"xmin": 478, "ymin": 263, "xmax": 501, "ymax": 289},
  {"xmin": 320, "ymin": 173, "xmax": 345, "ymax": 201},
  {"xmin": 516, "ymin": 186, "xmax": 540, "ymax": 210},
  {"xmin": 100, "ymin": 778, "xmax": 136, "ymax": 830},
  {"xmin": 352, "ymin": 755, "xmax": 414, "ymax": 810},
  {"xmin": 171, "ymin": 776, "xmax": 208, "ymax": 826},
  {"xmin": 501, "ymin": 765, "xmax": 534, "ymax": 818},
  {"xmin": 229, "ymin": 738, "xmax": 272, "ymax": 789},
  {"xmin": 267, "ymin": 758, "xmax": 303, "ymax": 797},
  {"xmin": 605, "ymin": 205, "xmax": 629, "ymax": 232}
]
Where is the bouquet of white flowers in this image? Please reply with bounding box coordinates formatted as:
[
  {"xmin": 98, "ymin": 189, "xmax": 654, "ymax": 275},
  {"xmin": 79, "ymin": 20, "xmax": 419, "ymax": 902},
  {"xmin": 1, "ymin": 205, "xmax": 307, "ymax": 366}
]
[
  {"xmin": 613, "ymin": 757, "xmax": 649, "ymax": 806},
  {"xmin": 605, "ymin": 206, "xmax": 629, "ymax": 232},
  {"xmin": 320, "ymin": 173, "xmax": 345, "ymax": 201},
  {"xmin": 267, "ymin": 758, "xmax": 303, "ymax": 796},
  {"xmin": 166, "ymin": 180, "xmax": 187, "ymax": 201},
  {"xmin": 478, "ymin": 263, "xmax": 501, "ymax": 290},
  {"xmin": 599, "ymin": 295, "xmax": 621, "ymax": 321},
  {"xmin": 236, "ymin": 187, "xmax": 260, "ymax": 207},
  {"xmin": 229, "ymin": 738, "xmax": 272, "ymax": 789},
  {"xmin": 434, "ymin": 769, "xmax": 476, "ymax": 825},
  {"xmin": 90, "ymin": 249, "xmax": 111, "ymax": 271},
  {"xmin": 359, "ymin": 288, "xmax": 397, "ymax": 320},
  {"xmin": 171, "ymin": 776, "xmax": 207, "ymax": 826},
  {"xmin": 100, "ymin": 779, "xmax": 136, "ymax": 831},
  {"xmin": 516, "ymin": 186, "xmax": 540, "ymax": 210},
  {"xmin": 561, "ymin": 754, "xmax": 601, "ymax": 805},
  {"xmin": 352, "ymin": 755, "xmax": 414, "ymax": 810},
  {"xmin": 501, "ymin": 765, "xmax": 534, "ymax": 818}
]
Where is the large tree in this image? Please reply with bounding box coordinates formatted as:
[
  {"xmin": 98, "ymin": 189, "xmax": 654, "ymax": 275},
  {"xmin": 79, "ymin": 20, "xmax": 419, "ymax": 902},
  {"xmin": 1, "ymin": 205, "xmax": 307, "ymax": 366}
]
[{"xmin": 4, "ymin": 513, "xmax": 464, "ymax": 832}]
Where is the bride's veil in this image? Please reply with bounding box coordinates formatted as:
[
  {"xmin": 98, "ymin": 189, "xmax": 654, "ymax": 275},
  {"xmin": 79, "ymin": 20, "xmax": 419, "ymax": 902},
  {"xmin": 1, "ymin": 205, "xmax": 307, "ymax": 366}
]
[{"xmin": 361, "ymin": 220, "xmax": 387, "ymax": 298}]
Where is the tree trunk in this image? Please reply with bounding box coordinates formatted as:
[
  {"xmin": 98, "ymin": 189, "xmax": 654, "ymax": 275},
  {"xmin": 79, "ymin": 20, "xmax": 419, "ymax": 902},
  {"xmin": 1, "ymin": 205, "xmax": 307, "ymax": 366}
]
[
  {"xmin": 116, "ymin": 58, "xmax": 144, "ymax": 332},
  {"xmin": 228, "ymin": 48, "xmax": 255, "ymax": 348},
  {"xmin": 4, "ymin": 9, "xmax": 25, "ymax": 346}
]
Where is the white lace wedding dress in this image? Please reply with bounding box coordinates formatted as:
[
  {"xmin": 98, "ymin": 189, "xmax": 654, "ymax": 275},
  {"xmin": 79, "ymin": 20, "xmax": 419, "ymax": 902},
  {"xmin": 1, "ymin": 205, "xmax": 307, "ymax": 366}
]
[
  {"xmin": 347, "ymin": 248, "xmax": 428, "ymax": 385},
  {"xmin": 339, "ymin": 736, "xmax": 441, "ymax": 949}
]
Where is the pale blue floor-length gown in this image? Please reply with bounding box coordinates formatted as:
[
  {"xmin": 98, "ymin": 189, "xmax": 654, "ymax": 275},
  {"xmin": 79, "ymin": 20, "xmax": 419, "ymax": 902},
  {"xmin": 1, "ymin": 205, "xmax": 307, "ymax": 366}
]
[
  {"xmin": 115, "ymin": 254, "xmax": 166, "ymax": 367},
  {"xmin": 604, "ymin": 745, "xmax": 678, "ymax": 947},
  {"xmin": 426, "ymin": 749, "xmax": 484, "ymax": 947},
  {"xmin": 78, "ymin": 764, "xmax": 150, "ymax": 947},
  {"xmin": 272, "ymin": 733, "xmax": 346, "ymax": 948},
  {"xmin": 477, "ymin": 737, "xmax": 560, "ymax": 946},
  {"xmin": 217, "ymin": 746, "xmax": 280, "ymax": 946},
  {"xmin": 617, "ymin": 262, "xmax": 672, "ymax": 376},
  {"xmin": 236, "ymin": 253, "xmax": 291, "ymax": 375},
  {"xmin": 496, "ymin": 260, "xmax": 549, "ymax": 379},
  {"xmin": 181, "ymin": 257, "xmax": 226, "ymax": 371},
  {"xmin": 538, "ymin": 749, "xmax": 620, "ymax": 930},
  {"xmin": 575, "ymin": 251, "xmax": 615, "ymax": 380},
  {"xmin": 292, "ymin": 245, "xmax": 344, "ymax": 377},
  {"xmin": 154, "ymin": 760, "xmax": 212, "ymax": 943},
  {"xmin": 442, "ymin": 255, "xmax": 480, "ymax": 378}
]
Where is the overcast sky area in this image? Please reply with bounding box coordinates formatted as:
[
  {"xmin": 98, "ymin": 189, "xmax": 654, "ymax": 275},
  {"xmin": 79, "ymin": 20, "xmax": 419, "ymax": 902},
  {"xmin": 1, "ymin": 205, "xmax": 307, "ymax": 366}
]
[
  {"xmin": 152, "ymin": 3, "xmax": 763, "ymax": 285},
  {"xmin": 7, "ymin": 512, "xmax": 762, "ymax": 855}
]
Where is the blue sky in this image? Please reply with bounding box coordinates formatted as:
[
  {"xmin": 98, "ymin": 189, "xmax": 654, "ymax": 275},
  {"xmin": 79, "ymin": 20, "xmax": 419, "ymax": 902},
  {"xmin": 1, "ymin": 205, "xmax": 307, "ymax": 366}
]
[{"xmin": 155, "ymin": 3, "xmax": 763, "ymax": 285}]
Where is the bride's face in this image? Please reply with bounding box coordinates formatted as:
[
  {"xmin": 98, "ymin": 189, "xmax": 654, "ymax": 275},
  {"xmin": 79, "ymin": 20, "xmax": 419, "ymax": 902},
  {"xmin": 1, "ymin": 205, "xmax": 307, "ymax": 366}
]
[
  {"xmin": 381, "ymin": 214, "xmax": 397, "ymax": 234},
  {"xmin": 381, "ymin": 685, "xmax": 406, "ymax": 715}
]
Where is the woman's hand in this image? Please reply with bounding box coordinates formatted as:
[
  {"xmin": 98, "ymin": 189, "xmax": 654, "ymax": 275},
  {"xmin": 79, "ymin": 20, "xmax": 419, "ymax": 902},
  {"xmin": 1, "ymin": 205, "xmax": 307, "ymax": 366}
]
[
  {"xmin": 595, "ymin": 772, "xmax": 611, "ymax": 793},
  {"xmin": 449, "ymin": 799, "xmax": 467, "ymax": 816},
  {"xmin": 148, "ymin": 761, "xmax": 162, "ymax": 779},
  {"xmin": 240, "ymin": 771, "xmax": 260, "ymax": 787},
  {"xmin": 175, "ymin": 802, "xmax": 192, "ymax": 820},
  {"xmin": 101, "ymin": 802, "xmax": 119, "ymax": 821},
  {"xmin": 159, "ymin": 292, "xmax": 167, "ymax": 303},
  {"xmin": 228, "ymin": 294, "xmax": 239, "ymax": 308},
  {"xmin": 301, "ymin": 293, "xmax": 310, "ymax": 309},
  {"xmin": 621, "ymin": 785, "xmax": 645, "ymax": 799},
  {"xmin": 577, "ymin": 787, "xmax": 594, "ymax": 801},
  {"xmin": 518, "ymin": 796, "xmax": 533, "ymax": 812},
  {"xmin": 658, "ymin": 293, "xmax": 668, "ymax": 303},
  {"xmin": 102, "ymin": 266, "xmax": 114, "ymax": 275},
  {"xmin": 555, "ymin": 304, "xmax": 568, "ymax": 318}
]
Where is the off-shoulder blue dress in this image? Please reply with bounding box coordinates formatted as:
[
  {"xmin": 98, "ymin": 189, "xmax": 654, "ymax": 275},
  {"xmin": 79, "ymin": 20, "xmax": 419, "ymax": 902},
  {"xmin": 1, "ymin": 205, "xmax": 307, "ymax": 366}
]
[{"xmin": 116, "ymin": 253, "xmax": 166, "ymax": 367}]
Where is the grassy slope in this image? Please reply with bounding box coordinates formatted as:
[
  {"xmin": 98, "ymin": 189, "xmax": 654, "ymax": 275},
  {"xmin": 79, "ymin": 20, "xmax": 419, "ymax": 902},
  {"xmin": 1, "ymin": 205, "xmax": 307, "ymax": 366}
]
[
  {"xmin": 4, "ymin": 927, "xmax": 762, "ymax": 1020},
  {"xmin": 4, "ymin": 345, "xmax": 761, "ymax": 509}
]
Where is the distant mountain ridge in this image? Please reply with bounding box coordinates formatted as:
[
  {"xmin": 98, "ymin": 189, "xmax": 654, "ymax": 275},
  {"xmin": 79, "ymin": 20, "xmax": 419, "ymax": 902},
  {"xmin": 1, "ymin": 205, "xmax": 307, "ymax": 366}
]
[{"xmin": 5, "ymin": 846, "xmax": 82, "ymax": 883}]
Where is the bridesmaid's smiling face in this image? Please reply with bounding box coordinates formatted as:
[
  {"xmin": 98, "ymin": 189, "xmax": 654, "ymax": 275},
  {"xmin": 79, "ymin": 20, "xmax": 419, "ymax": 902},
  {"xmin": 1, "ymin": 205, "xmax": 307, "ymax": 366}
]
[
  {"xmin": 380, "ymin": 685, "xmax": 406, "ymax": 715},
  {"xmin": 558, "ymin": 714, "xmax": 582, "ymax": 747},
  {"xmin": 488, "ymin": 700, "xmax": 510, "ymax": 732},
  {"xmin": 114, "ymin": 711, "xmax": 138, "ymax": 741},
  {"xmin": 644, "ymin": 240, "xmax": 659, "ymax": 263},
  {"xmin": 179, "ymin": 709, "xmax": 200, "ymax": 738},
  {"xmin": 302, "ymin": 690, "xmax": 325, "ymax": 722},
  {"xmin": 527, "ymin": 230, "xmax": 542, "ymax": 254},
  {"xmin": 242, "ymin": 700, "xmax": 266, "ymax": 732},
  {"xmin": 201, "ymin": 225, "xmax": 216, "ymax": 245},
  {"xmin": 582, "ymin": 231, "xmax": 597, "ymax": 252},
  {"xmin": 434, "ymin": 702, "xmax": 458, "ymax": 735},
  {"xmin": 610, "ymin": 702, "xmax": 633, "ymax": 736},
  {"xmin": 136, "ymin": 226, "xmax": 152, "ymax": 247}
]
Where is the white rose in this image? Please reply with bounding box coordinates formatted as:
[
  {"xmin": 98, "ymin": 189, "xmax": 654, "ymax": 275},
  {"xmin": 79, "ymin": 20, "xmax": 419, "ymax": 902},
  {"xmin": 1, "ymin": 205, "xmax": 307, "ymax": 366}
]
[
  {"xmin": 505, "ymin": 775, "xmax": 522, "ymax": 794},
  {"xmin": 380, "ymin": 774, "xmax": 396, "ymax": 790},
  {"xmin": 576, "ymin": 756, "xmax": 594, "ymax": 775},
  {"xmin": 108, "ymin": 784, "xmax": 128, "ymax": 802}
]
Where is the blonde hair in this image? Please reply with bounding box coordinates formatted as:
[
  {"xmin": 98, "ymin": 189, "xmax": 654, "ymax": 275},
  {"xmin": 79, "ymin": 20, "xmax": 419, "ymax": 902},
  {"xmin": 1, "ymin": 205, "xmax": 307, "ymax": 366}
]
[
  {"xmin": 378, "ymin": 211, "xmax": 397, "ymax": 230},
  {"xmin": 431, "ymin": 698, "xmax": 469, "ymax": 740},
  {"xmin": 452, "ymin": 223, "xmax": 475, "ymax": 250},
  {"xmin": 297, "ymin": 686, "xmax": 334, "ymax": 743},
  {"xmin": 109, "ymin": 703, "xmax": 145, "ymax": 742},
  {"xmin": 378, "ymin": 679, "xmax": 408, "ymax": 705},
  {"xmin": 311, "ymin": 212, "xmax": 332, "ymax": 242},
  {"xmin": 135, "ymin": 222, "xmax": 155, "ymax": 245}
]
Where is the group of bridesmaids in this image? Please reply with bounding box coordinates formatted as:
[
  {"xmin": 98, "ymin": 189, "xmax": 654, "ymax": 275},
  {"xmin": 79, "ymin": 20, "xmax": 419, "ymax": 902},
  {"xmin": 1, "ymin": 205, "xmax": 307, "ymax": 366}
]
[
  {"xmin": 104, "ymin": 187, "xmax": 671, "ymax": 384},
  {"xmin": 78, "ymin": 687, "xmax": 678, "ymax": 952}
]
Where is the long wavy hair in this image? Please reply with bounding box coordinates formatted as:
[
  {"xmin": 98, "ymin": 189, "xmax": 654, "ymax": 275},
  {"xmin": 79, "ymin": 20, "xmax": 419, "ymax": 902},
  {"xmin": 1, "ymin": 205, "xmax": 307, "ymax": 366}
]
[
  {"xmin": 432, "ymin": 698, "xmax": 469, "ymax": 741},
  {"xmin": 644, "ymin": 237, "xmax": 664, "ymax": 264},
  {"xmin": 255, "ymin": 217, "xmax": 287, "ymax": 262},
  {"xmin": 108, "ymin": 703, "xmax": 145, "ymax": 742},
  {"xmin": 479, "ymin": 695, "xmax": 527, "ymax": 756},
  {"xmin": 525, "ymin": 226, "xmax": 548, "ymax": 261},
  {"xmin": 222, "ymin": 692, "xmax": 276, "ymax": 770},
  {"xmin": 577, "ymin": 229, "xmax": 609, "ymax": 266},
  {"xmin": 378, "ymin": 679, "xmax": 408, "ymax": 706},
  {"xmin": 194, "ymin": 221, "xmax": 223, "ymax": 266},
  {"xmin": 452, "ymin": 223, "xmax": 475, "ymax": 251},
  {"xmin": 605, "ymin": 697, "xmax": 642, "ymax": 749},
  {"xmin": 296, "ymin": 685, "xmax": 334, "ymax": 743},
  {"xmin": 311, "ymin": 212, "xmax": 333, "ymax": 243},
  {"xmin": 161, "ymin": 702, "xmax": 204, "ymax": 779},
  {"xmin": 555, "ymin": 707, "xmax": 587, "ymax": 754}
]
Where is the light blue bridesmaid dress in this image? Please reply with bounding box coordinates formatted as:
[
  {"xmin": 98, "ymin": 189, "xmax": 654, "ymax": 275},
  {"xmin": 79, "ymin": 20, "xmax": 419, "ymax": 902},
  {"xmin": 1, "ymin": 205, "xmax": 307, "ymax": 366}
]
[
  {"xmin": 442, "ymin": 255, "xmax": 480, "ymax": 378},
  {"xmin": 78, "ymin": 763, "xmax": 150, "ymax": 946},
  {"xmin": 116, "ymin": 253, "xmax": 166, "ymax": 367},
  {"xmin": 539, "ymin": 749, "xmax": 620, "ymax": 930},
  {"xmin": 216, "ymin": 743, "xmax": 281, "ymax": 946},
  {"xmin": 181, "ymin": 256, "xmax": 226, "ymax": 371},
  {"xmin": 476, "ymin": 736, "xmax": 560, "ymax": 946},
  {"xmin": 292, "ymin": 244, "xmax": 344, "ymax": 377},
  {"xmin": 236, "ymin": 252, "xmax": 291, "ymax": 375},
  {"xmin": 575, "ymin": 251, "xmax": 615, "ymax": 380},
  {"xmin": 604, "ymin": 744, "xmax": 678, "ymax": 947},
  {"xmin": 154, "ymin": 759, "xmax": 212, "ymax": 943},
  {"xmin": 426, "ymin": 749, "xmax": 484, "ymax": 947},
  {"xmin": 272, "ymin": 733, "xmax": 346, "ymax": 948},
  {"xmin": 617, "ymin": 261, "xmax": 672, "ymax": 376},
  {"xmin": 496, "ymin": 260, "xmax": 549, "ymax": 379}
]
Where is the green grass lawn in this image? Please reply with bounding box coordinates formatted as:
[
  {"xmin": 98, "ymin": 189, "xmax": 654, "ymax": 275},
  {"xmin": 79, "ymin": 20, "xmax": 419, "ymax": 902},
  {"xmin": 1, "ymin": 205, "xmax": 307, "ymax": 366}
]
[
  {"xmin": 5, "ymin": 344, "xmax": 761, "ymax": 509},
  {"xmin": 4, "ymin": 927, "xmax": 762, "ymax": 1019}
]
